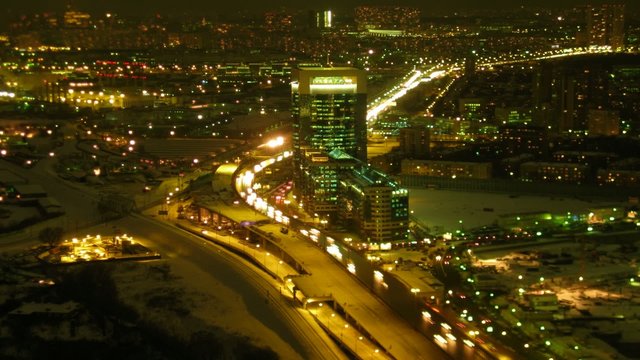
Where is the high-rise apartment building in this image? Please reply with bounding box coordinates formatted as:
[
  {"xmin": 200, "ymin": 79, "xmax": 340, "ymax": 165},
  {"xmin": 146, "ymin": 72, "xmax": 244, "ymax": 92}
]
[
  {"xmin": 586, "ymin": 4, "xmax": 625, "ymax": 49},
  {"xmin": 399, "ymin": 125, "xmax": 430, "ymax": 159},
  {"xmin": 587, "ymin": 109, "xmax": 620, "ymax": 136},
  {"xmin": 264, "ymin": 10, "xmax": 294, "ymax": 32},
  {"xmin": 498, "ymin": 124, "xmax": 548, "ymax": 157},
  {"xmin": 533, "ymin": 54, "xmax": 639, "ymax": 134}
]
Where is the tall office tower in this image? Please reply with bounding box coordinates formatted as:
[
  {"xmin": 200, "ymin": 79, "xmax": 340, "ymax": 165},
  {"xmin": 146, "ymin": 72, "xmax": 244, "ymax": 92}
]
[
  {"xmin": 291, "ymin": 67, "xmax": 367, "ymax": 160},
  {"xmin": 316, "ymin": 10, "xmax": 333, "ymax": 29},
  {"xmin": 291, "ymin": 67, "xmax": 367, "ymax": 187},
  {"xmin": 586, "ymin": 4, "xmax": 625, "ymax": 49}
]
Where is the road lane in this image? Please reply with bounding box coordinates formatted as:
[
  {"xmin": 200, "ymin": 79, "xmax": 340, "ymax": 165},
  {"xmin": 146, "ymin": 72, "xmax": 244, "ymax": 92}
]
[{"xmin": 115, "ymin": 214, "xmax": 346, "ymax": 360}]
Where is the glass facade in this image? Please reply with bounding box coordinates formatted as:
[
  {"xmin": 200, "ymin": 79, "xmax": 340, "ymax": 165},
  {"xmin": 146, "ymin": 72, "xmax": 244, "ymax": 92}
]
[
  {"xmin": 292, "ymin": 69, "xmax": 366, "ymax": 156},
  {"xmin": 292, "ymin": 67, "xmax": 367, "ymax": 201},
  {"xmin": 340, "ymin": 166, "xmax": 409, "ymax": 243},
  {"xmin": 291, "ymin": 67, "xmax": 409, "ymax": 243},
  {"xmin": 299, "ymin": 151, "xmax": 357, "ymax": 214}
]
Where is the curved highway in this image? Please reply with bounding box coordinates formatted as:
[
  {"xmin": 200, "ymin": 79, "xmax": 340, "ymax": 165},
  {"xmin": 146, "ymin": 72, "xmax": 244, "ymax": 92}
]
[
  {"xmin": 1, "ymin": 141, "xmax": 346, "ymax": 360},
  {"xmin": 121, "ymin": 214, "xmax": 346, "ymax": 360}
]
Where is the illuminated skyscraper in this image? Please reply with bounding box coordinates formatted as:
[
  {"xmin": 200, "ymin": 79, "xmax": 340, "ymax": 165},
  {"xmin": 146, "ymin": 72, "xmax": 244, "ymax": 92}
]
[
  {"xmin": 586, "ymin": 4, "xmax": 625, "ymax": 49},
  {"xmin": 291, "ymin": 67, "xmax": 408, "ymax": 243},
  {"xmin": 291, "ymin": 66, "xmax": 367, "ymax": 168},
  {"xmin": 291, "ymin": 67, "xmax": 367, "ymax": 215},
  {"xmin": 316, "ymin": 10, "xmax": 333, "ymax": 29}
]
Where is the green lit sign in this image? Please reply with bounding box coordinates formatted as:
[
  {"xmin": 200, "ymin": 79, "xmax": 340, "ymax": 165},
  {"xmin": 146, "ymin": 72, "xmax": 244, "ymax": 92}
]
[{"xmin": 311, "ymin": 76, "xmax": 355, "ymax": 85}]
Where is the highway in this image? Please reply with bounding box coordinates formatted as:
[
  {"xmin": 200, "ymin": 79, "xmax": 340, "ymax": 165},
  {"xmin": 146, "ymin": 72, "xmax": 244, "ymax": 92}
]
[
  {"xmin": 236, "ymin": 152, "xmax": 486, "ymax": 360},
  {"xmin": 258, "ymin": 221, "xmax": 453, "ymax": 360},
  {"xmin": 1, "ymin": 142, "xmax": 346, "ymax": 360},
  {"xmin": 119, "ymin": 214, "xmax": 346, "ymax": 360},
  {"xmin": 366, "ymin": 46, "xmax": 620, "ymax": 124}
]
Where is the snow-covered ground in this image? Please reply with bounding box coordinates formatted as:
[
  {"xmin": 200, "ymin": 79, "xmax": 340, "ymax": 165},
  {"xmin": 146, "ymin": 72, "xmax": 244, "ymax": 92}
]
[
  {"xmin": 409, "ymin": 188, "xmax": 621, "ymax": 233},
  {"xmin": 113, "ymin": 260, "xmax": 305, "ymax": 359}
]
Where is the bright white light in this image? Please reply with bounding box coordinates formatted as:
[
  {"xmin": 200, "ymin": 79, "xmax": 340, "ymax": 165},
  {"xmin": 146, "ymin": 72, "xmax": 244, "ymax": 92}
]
[
  {"xmin": 347, "ymin": 263, "xmax": 356, "ymax": 274},
  {"xmin": 434, "ymin": 334, "xmax": 448, "ymax": 345},
  {"xmin": 374, "ymin": 270, "xmax": 384, "ymax": 281},
  {"xmin": 463, "ymin": 339, "xmax": 475, "ymax": 347},
  {"xmin": 326, "ymin": 244, "xmax": 342, "ymax": 260},
  {"xmin": 265, "ymin": 136, "xmax": 284, "ymax": 148}
]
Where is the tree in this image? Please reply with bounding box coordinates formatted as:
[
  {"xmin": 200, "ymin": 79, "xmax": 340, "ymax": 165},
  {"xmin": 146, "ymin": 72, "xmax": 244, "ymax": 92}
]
[{"xmin": 38, "ymin": 226, "xmax": 64, "ymax": 247}]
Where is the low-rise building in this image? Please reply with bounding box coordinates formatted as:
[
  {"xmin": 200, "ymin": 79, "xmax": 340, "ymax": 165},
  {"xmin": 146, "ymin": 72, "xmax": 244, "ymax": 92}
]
[
  {"xmin": 597, "ymin": 169, "xmax": 640, "ymax": 187},
  {"xmin": 525, "ymin": 290, "xmax": 559, "ymax": 312},
  {"xmin": 472, "ymin": 273, "xmax": 504, "ymax": 291},
  {"xmin": 401, "ymin": 159, "xmax": 492, "ymax": 179},
  {"xmin": 520, "ymin": 162, "xmax": 589, "ymax": 184},
  {"xmin": 13, "ymin": 184, "xmax": 47, "ymax": 199},
  {"xmin": 553, "ymin": 151, "xmax": 617, "ymax": 168}
]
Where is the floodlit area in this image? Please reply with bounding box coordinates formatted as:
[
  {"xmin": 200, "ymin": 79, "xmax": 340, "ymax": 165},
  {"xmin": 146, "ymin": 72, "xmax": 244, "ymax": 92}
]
[{"xmin": 37, "ymin": 233, "xmax": 158, "ymax": 264}]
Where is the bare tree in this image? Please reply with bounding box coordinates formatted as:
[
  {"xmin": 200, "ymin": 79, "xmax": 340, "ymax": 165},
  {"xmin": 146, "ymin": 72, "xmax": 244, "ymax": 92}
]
[{"xmin": 38, "ymin": 226, "xmax": 64, "ymax": 247}]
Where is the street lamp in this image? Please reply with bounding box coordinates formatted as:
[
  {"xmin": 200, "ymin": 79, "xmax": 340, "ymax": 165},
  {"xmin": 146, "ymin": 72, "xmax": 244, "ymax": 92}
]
[
  {"xmin": 355, "ymin": 336, "xmax": 363, "ymax": 353},
  {"xmin": 341, "ymin": 324, "xmax": 349, "ymax": 342}
]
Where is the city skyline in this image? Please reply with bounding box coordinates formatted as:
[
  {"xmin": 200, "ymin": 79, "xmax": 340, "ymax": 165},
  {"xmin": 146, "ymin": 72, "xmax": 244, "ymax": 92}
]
[
  {"xmin": 1, "ymin": 0, "xmax": 639, "ymax": 19},
  {"xmin": 1, "ymin": 1, "xmax": 639, "ymax": 359}
]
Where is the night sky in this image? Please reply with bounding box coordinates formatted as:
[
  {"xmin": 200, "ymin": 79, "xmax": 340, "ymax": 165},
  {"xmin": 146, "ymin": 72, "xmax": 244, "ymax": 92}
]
[{"xmin": 1, "ymin": 0, "xmax": 638, "ymax": 19}]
